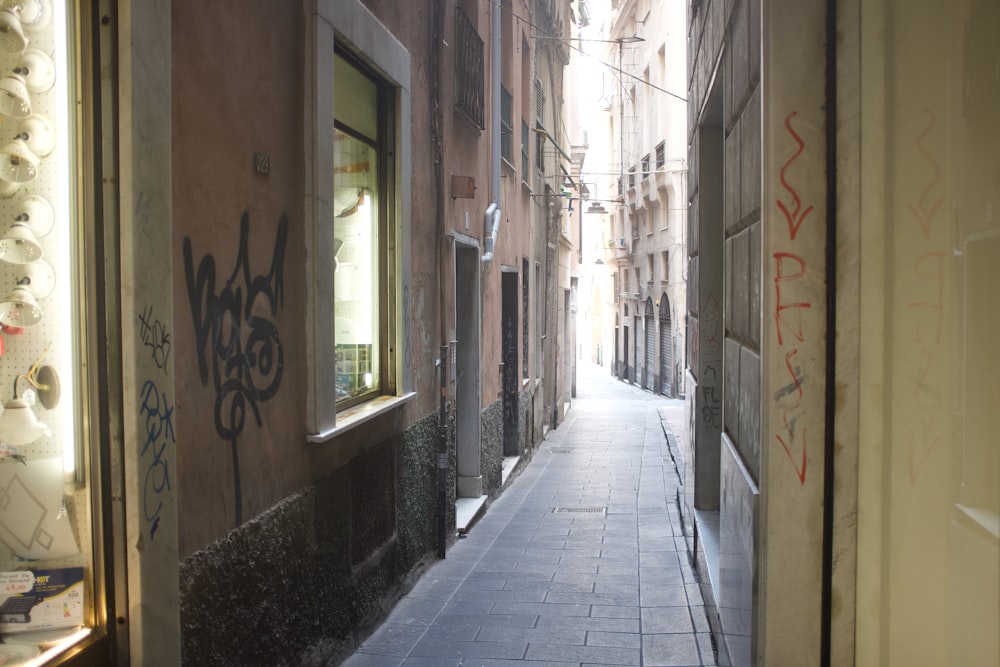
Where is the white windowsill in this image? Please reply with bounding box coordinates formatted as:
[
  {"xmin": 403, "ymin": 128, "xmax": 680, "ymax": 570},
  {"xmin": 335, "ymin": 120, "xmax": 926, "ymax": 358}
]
[{"xmin": 306, "ymin": 392, "xmax": 417, "ymax": 443}]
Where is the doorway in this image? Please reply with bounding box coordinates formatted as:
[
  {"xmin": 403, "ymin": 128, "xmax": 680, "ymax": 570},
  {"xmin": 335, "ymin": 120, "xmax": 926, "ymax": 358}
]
[
  {"xmin": 501, "ymin": 269, "xmax": 519, "ymax": 456},
  {"xmin": 455, "ymin": 243, "xmax": 482, "ymax": 498}
]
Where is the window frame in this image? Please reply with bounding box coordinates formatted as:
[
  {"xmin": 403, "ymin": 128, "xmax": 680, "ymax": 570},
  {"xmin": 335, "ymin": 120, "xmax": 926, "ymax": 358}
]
[
  {"xmin": 305, "ymin": 0, "xmax": 415, "ymax": 441},
  {"xmin": 501, "ymin": 84, "xmax": 514, "ymax": 164},
  {"xmin": 521, "ymin": 117, "xmax": 530, "ymax": 181}
]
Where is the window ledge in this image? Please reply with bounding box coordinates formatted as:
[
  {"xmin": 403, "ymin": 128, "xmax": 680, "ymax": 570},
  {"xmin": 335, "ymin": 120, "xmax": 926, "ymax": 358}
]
[{"xmin": 307, "ymin": 392, "xmax": 417, "ymax": 444}]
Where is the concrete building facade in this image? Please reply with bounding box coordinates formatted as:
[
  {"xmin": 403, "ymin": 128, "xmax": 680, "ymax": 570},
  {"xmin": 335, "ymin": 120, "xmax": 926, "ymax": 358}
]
[
  {"xmin": 684, "ymin": 0, "xmax": 999, "ymax": 665},
  {"xmin": 0, "ymin": 1, "xmax": 579, "ymax": 665}
]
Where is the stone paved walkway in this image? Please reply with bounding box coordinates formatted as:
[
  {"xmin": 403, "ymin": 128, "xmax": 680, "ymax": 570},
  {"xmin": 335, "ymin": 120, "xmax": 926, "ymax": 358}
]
[{"xmin": 341, "ymin": 363, "xmax": 715, "ymax": 667}]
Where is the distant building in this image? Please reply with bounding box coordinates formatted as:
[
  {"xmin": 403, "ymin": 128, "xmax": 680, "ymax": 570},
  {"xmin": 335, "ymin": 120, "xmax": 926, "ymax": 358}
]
[{"xmin": 575, "ymin": 0, "xmax": 688, "ymax": 396}]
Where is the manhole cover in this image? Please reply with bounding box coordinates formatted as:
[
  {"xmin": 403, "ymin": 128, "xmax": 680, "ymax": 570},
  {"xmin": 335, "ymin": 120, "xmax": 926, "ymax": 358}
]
[{"xmin": 552, "ymin": 507, "xmax": 606, "ymax": 513}]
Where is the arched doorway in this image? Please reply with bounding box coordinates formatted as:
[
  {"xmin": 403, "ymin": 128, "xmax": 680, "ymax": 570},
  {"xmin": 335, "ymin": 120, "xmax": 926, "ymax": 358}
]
[{"xmin": 659, "ymin": 294, "xmax": 673, "ymax": 397}]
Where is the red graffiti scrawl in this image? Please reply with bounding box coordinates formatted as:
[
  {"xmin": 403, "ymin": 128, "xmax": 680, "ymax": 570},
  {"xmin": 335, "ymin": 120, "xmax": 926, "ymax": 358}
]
[
  {"xmin": 777, "ymin": 112, "xmax": 814, "ymax": 242},
  {"xmin": 772, "ymin": 111, "xmax": 814, "ymax": 486}
]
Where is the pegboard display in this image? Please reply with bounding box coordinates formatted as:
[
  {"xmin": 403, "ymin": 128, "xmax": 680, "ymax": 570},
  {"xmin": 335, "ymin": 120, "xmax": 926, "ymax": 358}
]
[{"xmin": 0, "ymin": 0, "xmax": 90, "ymax": 578}]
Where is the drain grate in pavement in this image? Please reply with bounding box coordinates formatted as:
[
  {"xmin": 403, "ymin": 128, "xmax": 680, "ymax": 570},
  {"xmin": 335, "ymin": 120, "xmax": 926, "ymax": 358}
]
[
  {"xmin": 552, "ymin": 507, "xmax": 607, "ymax": 513},
  {"xmin": 547, "ymin": 447, "xmax": 575, "ymax": 453}
]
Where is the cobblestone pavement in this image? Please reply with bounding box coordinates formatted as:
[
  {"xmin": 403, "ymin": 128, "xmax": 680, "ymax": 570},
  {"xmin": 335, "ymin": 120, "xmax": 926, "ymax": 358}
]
[{"xmin": 342, "ymin": 363, "xmax": 715, "ymax": 667}]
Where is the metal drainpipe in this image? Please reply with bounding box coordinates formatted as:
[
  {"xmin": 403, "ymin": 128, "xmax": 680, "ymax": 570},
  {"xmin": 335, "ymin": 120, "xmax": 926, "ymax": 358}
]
[{"xmin": 482, "ymin": 0, "xmax": 501, "ymax": 264}]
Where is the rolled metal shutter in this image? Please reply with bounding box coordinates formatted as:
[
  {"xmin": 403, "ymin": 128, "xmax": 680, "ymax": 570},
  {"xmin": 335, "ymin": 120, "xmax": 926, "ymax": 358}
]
[
  {"xmin": 659, "ymin": 296, "xmax": 673, "ymax": 397},
  {"xmin": 644, "ymin": 299, "xmax": 655, "ymax": 390}
]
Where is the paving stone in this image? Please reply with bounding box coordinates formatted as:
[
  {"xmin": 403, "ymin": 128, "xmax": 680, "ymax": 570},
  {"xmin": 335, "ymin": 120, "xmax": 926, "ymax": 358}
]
[
  {"xmin": 641, "ymin": 606, "xmax": 697, "ymax": 634},
  {"xmin": 586, "ymin": 630, "xmax": 642, "ymax": 649},
  {"xmin": 357, "ymin": 623, "xmax": 427, "ymax": 656},
  {"xmin": 341, "ymin": 653, "xmax": 406, "ymax": 667},
  {"xmin": 475, "ymin": 625, "xmax": 587, "ymax": 646},
  {"xmin": 408, "ymin": 637, "xmax": 527, "ymax": 660},
  {"xmin": 525, "ymin": 642, "xmax": 642, "ymax": 665},
  {"xmin": 642, "ymin": 633, "xmax": 702, "ymax": 666},
  {"xmin": 590, "ymin": 605, "xmax": 641, "ymax": 620}
]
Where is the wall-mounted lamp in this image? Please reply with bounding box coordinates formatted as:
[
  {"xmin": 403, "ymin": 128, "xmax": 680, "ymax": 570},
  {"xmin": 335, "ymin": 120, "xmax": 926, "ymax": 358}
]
[
  {"xmin": 0, "ymin": 277, "xmax": 42, "ymax": 327},
  {"xmin": 0, "ymin": 0, "xmax": 51, "ymax": 53},
  {"xmin": 0, "ymin": 73, "xmax": 29, "ymax": 118},
  {"xmin": 0, "ymin": 136, "xmax": 39, "ymax": 181},
  {"xmin": 15, "ymin": 112, "xmax": 55, "ymax": 156},
  {"xmin": 0, "ymin": 220, "xmax": 41, "ymax": 263},
  {"xmin": 12, "ymin": 258, "xmax": 54, "ymax": 298},
  {"xmin": 14, "ymin": 193, "xmax": 53, "ymax": 235},
  {"xmin": 0, "ymin": 113, "xmax": 54, "ymax": 182},
  {"xmin": 13, "ymin": 48, "xmax": 55, "ymax": 92}
]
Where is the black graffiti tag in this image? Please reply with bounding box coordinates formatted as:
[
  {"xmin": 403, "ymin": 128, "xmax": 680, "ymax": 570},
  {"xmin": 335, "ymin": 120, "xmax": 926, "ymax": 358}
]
[
  {"xmin": 183, "ymin": 212, "xmax": 288, "ymax": 525},
  {"xmin": 138, "ymin": 304, "xmax": 172, "ymax": 371}
]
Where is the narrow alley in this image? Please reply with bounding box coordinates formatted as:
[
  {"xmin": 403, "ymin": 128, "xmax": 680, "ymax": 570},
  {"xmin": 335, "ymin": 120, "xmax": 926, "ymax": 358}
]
[{"xmin": 340, "ymin": 364, "xmax": 715, "ymax": 667}]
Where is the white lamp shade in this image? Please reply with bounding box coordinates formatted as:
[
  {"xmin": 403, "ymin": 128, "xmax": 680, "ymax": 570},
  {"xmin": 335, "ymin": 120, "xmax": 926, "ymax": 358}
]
[
  {"xmin": 14, "ymin": 258, "xmax": 54, "ymax": 298},
  {"xmin": 14, "ymin": 0, "xmax": 50, "ymax": 31},
  {"xmin": 16, "ymin": 113, "xmax": 54, "ymax": 157},
  {"xmin": 0, "ymin": 284, "xmax": 41, "ymax": 326},
  {"xmin": 14, "ymin": 49, "xmax": 54, "ymax": 93},
  {"xmin": 0, "ymin": 10, "xmax": 27, "ymax": 53},
  {"xmin": 0, "ymin": 74, "xmax": 30, "ymax": 118},
  {"xmin": 0, "ymin": 139, "xmax": 38, "ymax": 182},
  {"xmin": 0, "ymin": 397, "xmax": 50, "ymax": 446},
  {"xmin": 0, "ymin": 221, "xmax": 41, "ymax": 263},
  {"xmin": 0, "ymin": 177, "xmax": 18, "ymax": 198},
  {"xmin": 15, "ymin": 193, "xmax": 53, "ymax": 236}
]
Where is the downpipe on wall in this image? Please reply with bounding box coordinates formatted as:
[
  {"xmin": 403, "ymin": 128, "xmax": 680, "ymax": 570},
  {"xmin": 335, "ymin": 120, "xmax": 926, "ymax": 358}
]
[
  {"xmin": 481, "ymin": 203, "xmax": 501, "ymax": 263},
  {"xmin": 481, "ymin": 0, "xmax": 502, "ymax": 265}
]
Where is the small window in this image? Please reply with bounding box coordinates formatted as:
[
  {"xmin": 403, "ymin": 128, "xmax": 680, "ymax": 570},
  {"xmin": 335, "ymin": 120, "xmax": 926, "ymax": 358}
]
[
  {"xmin": 501, "ymin": 85, "xmax": 513, "ymax": 163},
  {"xmin": 521, "ymin": 118, "xmax": 530, "ymax": 178},
  {"xmin": 641, "ymin": 153, "xmax": 650, "ymax": 178},
  {"xmin": 454, "ymin": 6, "xmax": 484, "ymax": 129},
  {"xmin": 535, "ymin": 78, "xmax": 544, "ymax": 121},
  {"xmin": 536, "ymin": 121, "xmax": 546, "ymax": 173},
  {"xmin": 662, "ymin": 250, "xmax": 669, "ymax": 282}
]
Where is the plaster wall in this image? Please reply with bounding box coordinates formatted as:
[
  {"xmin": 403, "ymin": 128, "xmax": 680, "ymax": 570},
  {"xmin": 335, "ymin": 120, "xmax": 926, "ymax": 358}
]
[{"xmin": 169, "ymin": 0, "xmax": 445, "ymax": 661}]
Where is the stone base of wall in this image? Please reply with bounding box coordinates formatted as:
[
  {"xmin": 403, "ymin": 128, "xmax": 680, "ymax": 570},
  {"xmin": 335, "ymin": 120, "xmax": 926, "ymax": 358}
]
[{"xmin": 179, "ymin": 411, "xmax": 442, "ymax": 667}]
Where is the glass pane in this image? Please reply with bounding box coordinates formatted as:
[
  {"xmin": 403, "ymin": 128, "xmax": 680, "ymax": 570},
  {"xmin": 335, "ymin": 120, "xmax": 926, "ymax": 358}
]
[
  {"xmin": 0, "ymin": 1, "xmax": 96, "ymax": 657},
  {"xmin": 857, "ymin": 1, "xmax": 1000, "ymax": 664},
  {"xmin": 333, "ymin": 130, "xmax": 380, "ymax": 403},
  {"xmin": 334, "ymin": 55, "xmax": 378, "ymax": 142}
]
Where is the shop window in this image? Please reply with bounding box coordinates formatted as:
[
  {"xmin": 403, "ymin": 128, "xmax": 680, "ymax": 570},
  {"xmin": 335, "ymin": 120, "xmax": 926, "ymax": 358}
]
[
  {"xmin": 0, "ymin": 1, "xmax": 103, "ymax": 660},
  {"xmin": 332, "ymin": 52, "xmax": 389, "ymax": 407},
  {"xmin": 307, "ymin": 0, "xmax": 413, "ymax": 439}
]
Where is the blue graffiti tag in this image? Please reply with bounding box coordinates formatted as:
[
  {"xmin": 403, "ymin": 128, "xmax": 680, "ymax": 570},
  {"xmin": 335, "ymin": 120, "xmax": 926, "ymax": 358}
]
[{"xmin": 139, "ymin": 379, "xmax": 175, "ymax": 540}]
